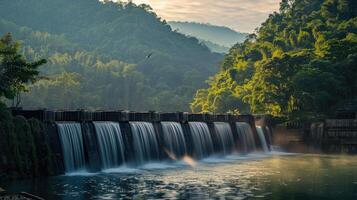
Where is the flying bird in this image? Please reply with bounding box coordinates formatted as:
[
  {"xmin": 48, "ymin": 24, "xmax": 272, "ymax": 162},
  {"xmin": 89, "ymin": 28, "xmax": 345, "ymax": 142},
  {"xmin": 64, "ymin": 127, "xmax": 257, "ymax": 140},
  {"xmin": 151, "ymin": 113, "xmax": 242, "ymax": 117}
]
[{"xmin": 146, "ymin": 53, "xmax": 153, "ymax": 59}]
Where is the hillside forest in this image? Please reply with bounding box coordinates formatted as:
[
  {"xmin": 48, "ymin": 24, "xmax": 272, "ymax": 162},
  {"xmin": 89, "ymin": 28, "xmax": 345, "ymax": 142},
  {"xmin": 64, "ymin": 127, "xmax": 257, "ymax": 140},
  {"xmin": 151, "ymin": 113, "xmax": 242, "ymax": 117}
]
[
  {"xmin": 191, "ymin": 0, "xmax": 357, "ymax": 122},
  {"xmin": 0, "ymin": 0, "xmax": 356, "ymax": 123},
  {"xmin": 0, "ymin": 0, "xmax": 222, "ymax": 112}
]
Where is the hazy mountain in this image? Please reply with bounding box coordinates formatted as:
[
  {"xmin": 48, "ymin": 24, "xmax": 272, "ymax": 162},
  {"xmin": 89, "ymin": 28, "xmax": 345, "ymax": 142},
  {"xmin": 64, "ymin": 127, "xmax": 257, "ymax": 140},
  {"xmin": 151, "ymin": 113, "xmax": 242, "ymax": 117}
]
[
  {"xmin": 200, "ymin": 40, "xmax": 230, "ymax": 54},
  {"xmin": 169, "ymin": 21, "xmax": 248, "ymax": 53}
]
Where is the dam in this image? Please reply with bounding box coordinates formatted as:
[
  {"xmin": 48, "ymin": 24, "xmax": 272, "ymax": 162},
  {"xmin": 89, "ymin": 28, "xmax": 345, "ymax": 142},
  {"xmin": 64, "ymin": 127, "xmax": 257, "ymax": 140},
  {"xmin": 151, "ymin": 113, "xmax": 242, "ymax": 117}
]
[{"xmin": 11, "ymin": 109, "xmax": 272, "ymax": 174}]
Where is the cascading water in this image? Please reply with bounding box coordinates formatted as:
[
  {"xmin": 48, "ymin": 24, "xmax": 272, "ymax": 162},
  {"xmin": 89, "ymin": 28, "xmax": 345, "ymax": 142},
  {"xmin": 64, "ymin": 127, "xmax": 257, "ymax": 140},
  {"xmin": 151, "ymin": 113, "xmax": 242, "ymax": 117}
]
[
  {"xmin": 130, "ymin": 122, "xmax": 160, "ymax": 164},
  {"xmin": 93, "ymin": 122, "xmax": 126, "ymax": 169},
  {"xmin": 188, "ymin": 122, "xmax": 214, "ymax": 159},
  {"xmin": 57, "ymin": 123, "xmax": 86, "ymax": 172},
  {"xmin": 235, "ymin": 122, "xmax": 256, "ymax": 153},
  {"xmin": 213, "ymin": 122, "xmax": 235, "ymax": 155},
  {"xmin": 256, "ymin": 126, "xmax": 269, "ymax": 152},
  {"xmin": 161, "ymin": 122, "xmax": 187, "ymax": 159}
]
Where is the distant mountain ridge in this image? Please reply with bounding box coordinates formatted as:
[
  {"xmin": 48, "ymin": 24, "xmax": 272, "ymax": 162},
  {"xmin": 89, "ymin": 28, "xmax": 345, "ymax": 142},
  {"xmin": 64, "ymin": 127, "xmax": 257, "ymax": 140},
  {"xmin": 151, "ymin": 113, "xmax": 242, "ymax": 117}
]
[{"xmin": 169, "ymin": 21, "xmax": 248, "ymax": 53}]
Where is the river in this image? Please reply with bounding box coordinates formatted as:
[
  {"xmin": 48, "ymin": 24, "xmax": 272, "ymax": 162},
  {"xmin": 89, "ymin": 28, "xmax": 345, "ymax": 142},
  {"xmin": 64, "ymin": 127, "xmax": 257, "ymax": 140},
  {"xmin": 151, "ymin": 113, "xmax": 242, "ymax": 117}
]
[{"xmin": 3, "ymin": 153, "xmax": 357, "ymax": 199}]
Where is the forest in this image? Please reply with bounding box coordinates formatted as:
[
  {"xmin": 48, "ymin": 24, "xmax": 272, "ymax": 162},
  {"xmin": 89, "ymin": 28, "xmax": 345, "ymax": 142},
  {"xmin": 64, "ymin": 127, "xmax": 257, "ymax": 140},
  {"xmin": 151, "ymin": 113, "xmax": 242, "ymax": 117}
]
[
  {"xmin": 192, "ymin": 0, "xmax": 357, "ymax": 122},
  {"xmin": 0, "ymin": 0, "xmax": 222, "ymax": 111},
  {"xmin": 0, "ymin": 0, "xmax": 356, "ymax": 122}
]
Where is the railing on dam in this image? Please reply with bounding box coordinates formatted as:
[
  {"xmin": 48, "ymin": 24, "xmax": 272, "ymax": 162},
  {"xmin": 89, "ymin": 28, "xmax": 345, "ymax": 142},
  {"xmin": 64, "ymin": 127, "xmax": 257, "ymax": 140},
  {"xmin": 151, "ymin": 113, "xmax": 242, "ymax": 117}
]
[{"xmin": 10, "ymin": 109, "xmax": 255, "ymax": 124}]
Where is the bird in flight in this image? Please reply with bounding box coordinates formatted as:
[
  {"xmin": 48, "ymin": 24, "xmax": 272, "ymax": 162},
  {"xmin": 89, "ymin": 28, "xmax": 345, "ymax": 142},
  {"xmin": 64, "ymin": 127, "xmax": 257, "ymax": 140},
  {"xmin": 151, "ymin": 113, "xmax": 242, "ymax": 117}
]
[{"xmin": 146, "ymin": 53, "xmax": 153, "ymax": 59}]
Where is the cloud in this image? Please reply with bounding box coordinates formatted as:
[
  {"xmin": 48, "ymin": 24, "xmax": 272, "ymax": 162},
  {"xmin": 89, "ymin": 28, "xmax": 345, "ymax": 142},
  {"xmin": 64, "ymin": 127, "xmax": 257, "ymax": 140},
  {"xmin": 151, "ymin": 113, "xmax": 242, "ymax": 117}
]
[{"xmin": 129, "ymin": 0, "xmax": 281, "ymax": 32}]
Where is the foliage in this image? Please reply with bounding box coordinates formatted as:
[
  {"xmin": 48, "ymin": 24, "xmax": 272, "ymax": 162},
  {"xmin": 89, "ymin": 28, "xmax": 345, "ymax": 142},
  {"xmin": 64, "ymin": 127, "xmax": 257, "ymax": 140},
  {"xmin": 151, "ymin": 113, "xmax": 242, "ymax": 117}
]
[
  {"xmin": 12, "ymin": 115, "xmax": 37, "ymax": 177},
  {"xmin": 0, "ymin": 33, "xmax": 46, "ymax": 106},
  {"xmin": 0, "ymin": 104, "xmax": 18, "ymax": 180},
  {"xmin": 28, "ymin": 118, "xmax": 54, "ymax": 176},
  {"xmin": 191, "ymin": 0, "xmax": 357, "ymax": 121},
  {"xmin": 0, "ymin": 0, "xmax": 222, "ymax": 111},
  {"xmin": 0, "ymin": 105, "xmax": 54, "ymax": 180},
  {"xmin": 0, "ymin": 33, "xmax": 53, "ymax": 180}
]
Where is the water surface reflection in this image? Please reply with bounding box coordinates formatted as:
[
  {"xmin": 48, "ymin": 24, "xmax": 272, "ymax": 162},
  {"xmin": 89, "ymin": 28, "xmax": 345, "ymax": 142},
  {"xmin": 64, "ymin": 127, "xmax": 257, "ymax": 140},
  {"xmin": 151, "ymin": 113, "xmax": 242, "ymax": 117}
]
[{"xmin": 4, "ymin": 154, "xmax": 357, "ymax": 199}]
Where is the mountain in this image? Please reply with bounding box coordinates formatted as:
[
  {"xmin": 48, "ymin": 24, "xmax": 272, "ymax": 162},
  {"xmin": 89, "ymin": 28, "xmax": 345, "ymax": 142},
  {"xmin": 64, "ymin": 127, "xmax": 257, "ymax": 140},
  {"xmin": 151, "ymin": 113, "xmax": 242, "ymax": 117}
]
[
  {"xmin": 200, "ymin": 40, "xmax": 230, "ymax": 54},
  {"xmin": 169, "ymin": 21, "xmax": 248, "ymax": 53},
  {"xmin": 0, "ymin": 0, "xmax": 223, "ymax": 111},
  {"xmin": 191, "ymin": 0, "xmax": 357, "ymax": 121}
]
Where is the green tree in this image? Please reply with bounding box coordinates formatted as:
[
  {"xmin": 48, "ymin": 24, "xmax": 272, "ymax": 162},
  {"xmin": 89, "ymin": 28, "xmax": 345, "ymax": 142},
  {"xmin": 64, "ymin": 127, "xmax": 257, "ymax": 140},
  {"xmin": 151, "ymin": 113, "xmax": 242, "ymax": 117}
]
[{"xmin": 0, "ymin": 33, "xmax": 46, "ymax": 106}]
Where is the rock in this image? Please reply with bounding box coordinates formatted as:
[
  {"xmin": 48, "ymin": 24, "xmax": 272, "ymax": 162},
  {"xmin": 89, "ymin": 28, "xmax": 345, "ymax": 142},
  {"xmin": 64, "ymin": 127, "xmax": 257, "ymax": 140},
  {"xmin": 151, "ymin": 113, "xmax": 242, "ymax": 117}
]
[{"xmin": 0, "ymin": 187, "xmax": 5, "ymax": 192}]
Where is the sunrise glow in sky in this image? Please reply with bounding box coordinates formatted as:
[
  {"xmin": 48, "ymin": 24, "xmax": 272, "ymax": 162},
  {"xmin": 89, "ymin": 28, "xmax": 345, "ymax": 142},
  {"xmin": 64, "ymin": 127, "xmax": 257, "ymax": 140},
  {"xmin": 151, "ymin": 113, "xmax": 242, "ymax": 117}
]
[{"xmin": 126, "ymin": 0, "xmax": 281, "ymax": 33}]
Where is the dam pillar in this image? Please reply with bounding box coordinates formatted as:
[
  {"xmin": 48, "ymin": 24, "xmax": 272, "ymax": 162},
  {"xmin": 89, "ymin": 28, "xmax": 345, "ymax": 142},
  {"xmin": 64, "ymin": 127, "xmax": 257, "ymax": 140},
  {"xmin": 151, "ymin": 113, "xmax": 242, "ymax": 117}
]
[{"xmin": 82, "ymin": 121, "xmax": 101, "ymax": 172}]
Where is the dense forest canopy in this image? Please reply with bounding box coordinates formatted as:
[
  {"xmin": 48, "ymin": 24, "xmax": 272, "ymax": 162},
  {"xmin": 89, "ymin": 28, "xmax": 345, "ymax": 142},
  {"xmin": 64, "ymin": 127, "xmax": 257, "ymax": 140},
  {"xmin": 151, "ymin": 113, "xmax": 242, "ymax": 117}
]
[
  {"xmin": 192, "ymin": 0, "xmax": 357, "ymax": 121},
  {"xmin": 0, "ymin": 0, "xmax": 222, "ymax": 111}
]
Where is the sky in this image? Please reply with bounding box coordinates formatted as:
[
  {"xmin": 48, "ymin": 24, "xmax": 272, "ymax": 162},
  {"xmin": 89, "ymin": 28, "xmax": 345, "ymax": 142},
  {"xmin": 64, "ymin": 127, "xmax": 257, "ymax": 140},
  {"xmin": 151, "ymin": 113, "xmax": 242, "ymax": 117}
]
[{"xmin": 126, "ymin": 0, "xmax": 281, "ymax": 33}]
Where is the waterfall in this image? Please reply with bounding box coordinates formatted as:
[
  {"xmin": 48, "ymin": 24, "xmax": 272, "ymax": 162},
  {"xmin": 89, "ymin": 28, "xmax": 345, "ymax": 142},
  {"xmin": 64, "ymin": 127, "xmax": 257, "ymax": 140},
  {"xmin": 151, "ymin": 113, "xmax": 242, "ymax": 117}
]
[
  {"xmin": 57, "ymin": 123, "xmax": 86, "ymax": 172},
  {"xmin": 161, "ymin": 122, "xmax": 187, "ymax": 159},
  {"xmin": 213, "ymin": 122, "xmax": 235, "ymax": 155},
  {"xmin": 130, "ymin": 122, "xmax": 160, "ymax": 164},
  {"xmin": 235, "ymin": 122, "xmax": 256, "ymax": 153},
  {"xmin": 93, "ymin": 122, "xmax": 126, "ymax": 169},
  {"xmin": 256, "ymin": 126, "xmax": 269, "ymax": 152},
  {"xmin": 188, "ymin": 122, "xmax": 214, "ymax": 159}
]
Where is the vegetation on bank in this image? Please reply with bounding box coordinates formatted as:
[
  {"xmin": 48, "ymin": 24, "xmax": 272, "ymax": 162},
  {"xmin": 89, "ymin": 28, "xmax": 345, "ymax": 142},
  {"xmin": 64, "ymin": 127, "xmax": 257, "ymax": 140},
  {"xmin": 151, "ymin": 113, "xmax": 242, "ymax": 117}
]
[
  {"xmin": 0, "ymin": 34, "xmax": 54, "ymax": 180},
  {"xmin": 0, "ymin": 108, "xmax": 55, "ymax": 180},
  {"xmin": 192, "ymin": 0, "xmax": 357, "ymax": 122}
]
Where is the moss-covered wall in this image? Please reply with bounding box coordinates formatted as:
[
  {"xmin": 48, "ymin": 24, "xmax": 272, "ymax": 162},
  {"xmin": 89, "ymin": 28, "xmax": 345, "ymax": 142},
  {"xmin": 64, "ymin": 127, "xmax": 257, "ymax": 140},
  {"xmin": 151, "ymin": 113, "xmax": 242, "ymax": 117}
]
[{"xmin": 0, "ymin": 105, "xmax": 56, "ymax": 181}]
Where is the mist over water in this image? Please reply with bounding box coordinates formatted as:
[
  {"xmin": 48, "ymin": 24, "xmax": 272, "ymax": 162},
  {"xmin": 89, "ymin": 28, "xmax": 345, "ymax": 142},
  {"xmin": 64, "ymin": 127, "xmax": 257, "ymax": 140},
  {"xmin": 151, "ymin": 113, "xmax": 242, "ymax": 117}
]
[{"xmin": 256, "ymin": 126, "xmax": 269, "ymax": 152}]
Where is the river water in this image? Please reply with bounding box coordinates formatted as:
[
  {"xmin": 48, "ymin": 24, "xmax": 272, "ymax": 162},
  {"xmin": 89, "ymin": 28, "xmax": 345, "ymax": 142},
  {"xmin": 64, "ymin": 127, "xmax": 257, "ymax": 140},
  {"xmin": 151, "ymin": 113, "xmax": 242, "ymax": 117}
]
[{"xmin": 3, "ymin": 153, "xmax": 357, "ymax": 200}]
